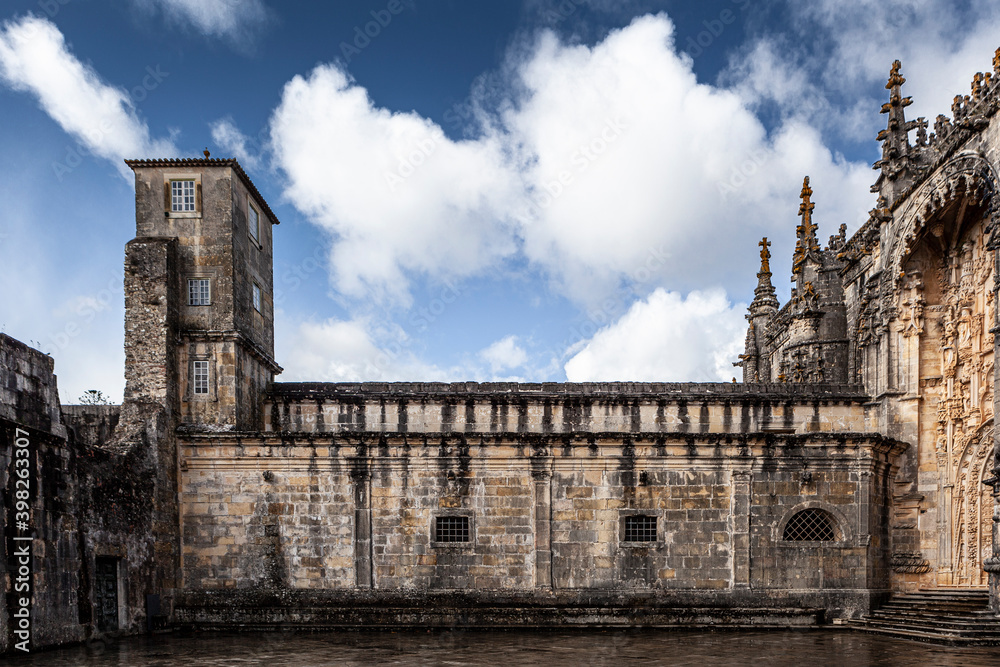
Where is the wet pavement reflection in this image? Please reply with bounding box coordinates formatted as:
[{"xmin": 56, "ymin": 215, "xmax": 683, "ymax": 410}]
[{"xmin": 7, "ymin": 629, "xmax": 1000, "ymax": 666}]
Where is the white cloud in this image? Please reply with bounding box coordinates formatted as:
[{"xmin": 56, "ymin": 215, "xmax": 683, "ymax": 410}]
[
  {"xmin": 494, "ymin": 15, "xmax": 872, "ymax": 302},
  {"xmin": 480, "ymin": 335, "xmax": 528, "ymax": 373},
  {"xmin": 210, "ymin": 117, "xmax": 262, "ymax": 169},
  {"xmin": 0, "ymin": 15, "xmax": 177, "ymax": 177},
  {"xmin": 564, "ymin": 288, "xmax": 746, "ymax": 382},
  {"xmin": 133, "ymin": 0, "xmax": 269, "ymax": 43},
  {"xmin": 269, "ymin": 64, "xmax": 522, "ymax": 305},
  {"xmin": 268, "ymin": 14, "xmax": 875, "ymax": 310},
  {"xmin": 279, "ymin": 317, "xmax": 455, "ymax": 382},
  {"xmin": 724, "ymin": 0, "xmax": 1000, "ymax": 143}
]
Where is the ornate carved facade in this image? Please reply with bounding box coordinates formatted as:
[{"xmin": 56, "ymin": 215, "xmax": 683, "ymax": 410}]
[{"xmin": 741, "ymin": 53, "xmax": 1000, "ymax": 595}]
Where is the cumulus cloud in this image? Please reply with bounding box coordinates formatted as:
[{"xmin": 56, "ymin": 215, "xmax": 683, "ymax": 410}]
[
  {"xmin": 270, "ymin": 14, "xmax": 874, "ymax": 310},
  {"xmin": 279, "ymin": 317, "xmax": 455, "ymax": 382},
  {"xmin": 0, "ymin": 15, "xmax": 177, "ymax": 177},
  {"xmin": 270, "ymin": 64, "xmax": 522, "ymax": 304},
  {"xmin": 133, "ymin": 0, "xmax": 270, "ymax": 44},
  {"xmin": 564, "ymin": 288, "xmax": 746, "ymax": 382},
  {"xmin": 480, "ymin": 335, "xmax": 529, "ymax": 374},
  {"xmin": 210, "ymin": 117, "xmax": 263, "ymax": 169},
  {"xmin": 724, "ymin": 0, "xmax": 1000, "ymax": 143}
]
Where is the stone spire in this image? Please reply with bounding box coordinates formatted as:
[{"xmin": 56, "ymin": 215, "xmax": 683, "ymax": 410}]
[
  {"xmin": 872, "ymin": 60, "xmax": 919, "ymax": 203},
  {"xmin": 750, "ymin": 237, "xmax": 779, "ymax": 316},
  {"xmin": 792, "ymin": 176, "xmax": 820, "ymax": 279},
  {"xmin": 740, "ymin": 236, "xmax": 780, "ymax": 382}
]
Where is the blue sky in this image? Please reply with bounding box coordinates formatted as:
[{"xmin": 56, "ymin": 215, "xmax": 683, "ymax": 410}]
[{"xmin": 0, "ymin": 0, "xmax": 997, "ymax": 403}]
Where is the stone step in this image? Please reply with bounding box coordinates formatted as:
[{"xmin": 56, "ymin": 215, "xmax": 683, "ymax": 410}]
[
  {"xmin": 875, "ymin": 604, "xmax": 994, "ymax": 616},
  {"xmin": 849, "ymin": 590, "xmax": 1000, "ymax": 644},
  {"xmin": 852, "ymin": 623, "xmax": 1000, "ymax": 646},
  {"xmin": 860, "ymin": 617, "xmax": 1000, "ymax": 636}
]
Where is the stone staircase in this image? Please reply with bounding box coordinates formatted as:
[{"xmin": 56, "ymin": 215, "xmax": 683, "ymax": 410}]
[{"xmin": 850, "ymin": 589, "xmax": 1000, "ymax": 645}]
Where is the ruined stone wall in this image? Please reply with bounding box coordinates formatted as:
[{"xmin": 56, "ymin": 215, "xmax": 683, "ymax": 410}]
[{"xmin": 0, "ymin": 335, "xmax": 83, "ymax": 652}]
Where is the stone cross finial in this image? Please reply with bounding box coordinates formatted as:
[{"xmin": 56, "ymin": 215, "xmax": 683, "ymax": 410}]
[
  {"xmin": 792, "ymin": 176, "xmax": 820, "ymax": 277},
  {"xmin": 887, "ymin": 60, "xmax": 905, "ymax": 89},
  {"xmin": 759, "ymin": 237, "xmax": 771, "ymax": 274}
]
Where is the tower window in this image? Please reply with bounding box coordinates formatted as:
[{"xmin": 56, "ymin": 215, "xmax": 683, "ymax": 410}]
[
  {"xmin": 248, "ymin": 202, "xmax": 260, "ymax": 243},
  {"xmin": 192, "ymin": 360, "xmax": 209, "ymax": 395},
  {"xmin": 434, "ymin": 516, "xmax": 470, "ymax": 543},
  {"xmin": 623, "ymin": 515, "xmax": 657, "ymax": 542},
  {"xmin": 783, "ymin": 508, "xmax": 837, "ymax": 542},
  {"xmin": 187, "ymin": 279, "xmax": 210, "ymax": 306},
  {"xmin": 252, "ymin": 283, "xmax": 262, "ymax": 312},
  {"xmin": 171, "ymin": 180, "xmax": 196, "ymax": 212}
]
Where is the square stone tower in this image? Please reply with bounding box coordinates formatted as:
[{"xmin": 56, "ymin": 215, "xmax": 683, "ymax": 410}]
[{"xmin": 124, "ymin": 158, "xmax": 281, "ymax": 430}]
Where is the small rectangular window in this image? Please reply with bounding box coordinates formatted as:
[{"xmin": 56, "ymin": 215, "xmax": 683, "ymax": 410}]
[
  {"xmin": 187, "ymin": 279, "xmax": 210, "ymax": 306},
  {"xmin": 171, "ymin": 180, "xmax": 196, "ymax": 212},
  {"xmin": 248, "ymin": 202, "xmax": 260, "ymax": 242},
  {"xmin": 192, "ymin": 360, "xmax": 209, "ymax": 395},
  {"xmin": 623, "ymin": 515, "xmax": 657, "ymax": 542},
  {"xmin": 252, "ymin": 283, "xmax": 262, "ymax": 312},
  {"xmin": 434, "ymin": 516, "xmax": 470, "ymax": 543}
]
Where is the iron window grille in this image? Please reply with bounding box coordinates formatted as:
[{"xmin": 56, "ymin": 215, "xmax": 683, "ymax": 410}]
[
  {"xmin": 783, "ymin": 508, "xmax": 836, "ymax": 542},
  {"xmin": 187, "ymin": 279, "xmax": 210, "ymax": 306},
  {"xmin": 192, "ymin": 360, "xmax": 209, "ymax": 395},
  {"xmin": 434, "ymin": 516, "xmax": 470, "ymax": 543},
  {"xmin": 171, "ymin": 180, "xmax": 196, "ymax": 212},
  {"xmin": 623, "ymin": 515, "xmax": 657, "ymax": 542}
]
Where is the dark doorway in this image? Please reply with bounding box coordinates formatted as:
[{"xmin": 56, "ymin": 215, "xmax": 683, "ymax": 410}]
[{"xmin": 94, "ymin": 557, "xmax": 119, "ymax": 632}]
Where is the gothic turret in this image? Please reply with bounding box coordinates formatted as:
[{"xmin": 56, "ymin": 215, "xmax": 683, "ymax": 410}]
[{"xmin": 739, "ymin": 237, "xmax": 780, "ymax": 382}]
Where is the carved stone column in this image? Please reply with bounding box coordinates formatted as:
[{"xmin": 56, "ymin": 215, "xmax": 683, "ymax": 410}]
[
  {"xmin": 351, "ymin": 456, "xmax": 373, "ymax": 589},
  {"xmin": 732, "ymin": 470, "xmax": 752, "ymax": 589},
  {"xmin": 532, "ymin": 461, "xmax": 553, "ymax": 589},
  {"xmin": 986, "ymin": 208, "xmax": 1000, "ymax": 612}
]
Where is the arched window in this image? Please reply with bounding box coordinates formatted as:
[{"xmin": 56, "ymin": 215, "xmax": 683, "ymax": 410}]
[{"xmin": 782, "ymin": 508, "xmax": 837, "ymax": 542}]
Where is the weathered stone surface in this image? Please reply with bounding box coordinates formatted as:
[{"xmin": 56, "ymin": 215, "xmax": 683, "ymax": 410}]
[{"xmin": 9, "ymin": 50, "xmax": 1000, "ymax": 653}]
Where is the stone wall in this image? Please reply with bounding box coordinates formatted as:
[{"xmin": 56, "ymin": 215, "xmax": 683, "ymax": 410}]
[
  {"xmin": 264, "ymin": 382, "xmax": 870, "ymax": 435},
  {"xmin": 174, "ymin": 383, "xmax": 904, "ymax": 625},
  {"xmin": 0, "ymin": 335, "xmax": 83, "ymax": 653}
]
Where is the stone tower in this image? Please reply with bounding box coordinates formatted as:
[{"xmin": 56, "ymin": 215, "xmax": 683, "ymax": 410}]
[{"xmin": 123, "ymin": 158, "xmax": 281, "ymax": 431}]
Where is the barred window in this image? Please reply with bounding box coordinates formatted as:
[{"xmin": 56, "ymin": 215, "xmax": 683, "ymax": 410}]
[
  {"xmin": 783, "ymin": 508, "xmax": 836, "ymax": 542},
  {"xmin": 192, "ymin": 360, "xmax": 209, "ymax": 395},
  {"xmin": 187, "ymin": 278, "xmax": 210, "ymax": 306},
  {"xmin": 252, "ymin": 283, "xmax": 262, "ymax": 312},
  {"xmin": 434, "ymin": 516, "xmax": 470, "ymax": 543},
  {"xmin": 171, "ymin": 180, "xmax": 196, "ymax": 212},
  {"xmin": 248, "ymin": 202, "xmax": 260, "ymax": 242},
  {"xmin": 623, "ymin": 515, "xmax": 657, "ymax": 542}
]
